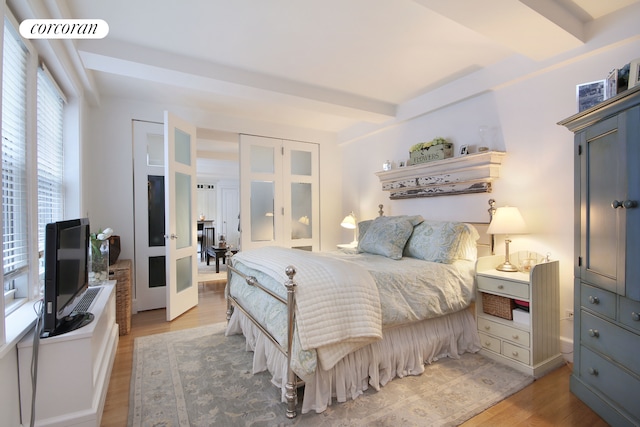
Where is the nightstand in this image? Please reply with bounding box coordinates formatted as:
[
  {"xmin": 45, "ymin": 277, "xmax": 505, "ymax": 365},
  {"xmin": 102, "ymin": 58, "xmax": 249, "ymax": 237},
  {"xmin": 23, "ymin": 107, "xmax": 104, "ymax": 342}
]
[{"xmin": 475, "ymin": 252, "xmax": 564, "ymax": 378}]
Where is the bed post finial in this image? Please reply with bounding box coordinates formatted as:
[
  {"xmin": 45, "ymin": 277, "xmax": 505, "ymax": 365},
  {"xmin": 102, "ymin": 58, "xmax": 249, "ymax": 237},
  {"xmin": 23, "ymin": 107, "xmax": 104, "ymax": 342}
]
[
  {"xmin": 488, "ymin": 199, "xmax": 496, "ymax": 221},
  {"xmin": 284, "ymin": 265, "xmax": 298, "ymax": 418},
  {"xmin": 488, "ymin": 199, "xmax": 496, "ymax": 255},
  {"xmin": 378, "ymin": 204, "xmax": 384, "ymax": 217}
]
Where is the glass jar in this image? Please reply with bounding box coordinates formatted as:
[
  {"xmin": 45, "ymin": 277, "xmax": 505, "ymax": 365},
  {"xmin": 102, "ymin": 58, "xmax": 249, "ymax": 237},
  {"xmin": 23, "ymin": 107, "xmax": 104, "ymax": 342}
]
[{"xmin": 89, "ymin": 238, "xmax": 109, "ymax": 285}]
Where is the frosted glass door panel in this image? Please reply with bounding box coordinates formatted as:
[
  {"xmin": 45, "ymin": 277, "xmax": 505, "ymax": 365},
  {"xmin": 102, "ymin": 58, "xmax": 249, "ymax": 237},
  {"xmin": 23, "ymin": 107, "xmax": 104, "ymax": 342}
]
[
  {"xmin": 147, "ymin": 133, "xmax": 164, "ymax": 166},
  {"xmin": 175, "ymin": 172, "xmax": 192, "ymax": 249},
  {"xmin": 251, "ymin": 145, "xmax": 275, "ymax": 173},
  {"xmin": 176, "ymin": 256, "xmax": 192, "ymax": 293},
  {"xmin": 291, "ymin": 150, "xmax": 312, "ymax": 176},
  {"xmin": 251, "ymin": 181, "xmax": 275, "ymax": 241},
  {"xmin": 174, "ymin": 128, "xmax": 191, "ymax": 166},
  {"xmin": 291, "ymin": 183, "xmax": 312, "ymax": 240}
]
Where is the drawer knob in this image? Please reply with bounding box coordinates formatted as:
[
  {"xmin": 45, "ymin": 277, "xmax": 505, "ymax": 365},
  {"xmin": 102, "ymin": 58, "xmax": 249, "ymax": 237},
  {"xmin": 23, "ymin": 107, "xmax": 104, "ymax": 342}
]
[
  {"xmin": 632, "ymin": 312, "xmax": 640, "ymax": 322},
  {"xmin": 512, "ymin": 334, "xmax": 519, "ymax": 340},
  {"xmin": 588, "ymin": 367, "xmax": 599, "ymax": 376},
  {"xmin": 497, "ymin": 285, "xmax": 504, "ymax": 289},
  {"xmin": 484, "ymin": 325, "xmax": 491, "ymax": 330},
  {"xmin": 588, "ymin": 295, "xmax": 600, "ymax": 305},
  {"xmin": 588, "ymin": 329, "xmax": 599, "ymax": 338},
  {"xmin": 512, "ymin": 350, "xmax": 519, "ymax": 357},
  {"xmin": 484, "ymin": 341, "xmax": 492, "ymax": 347}
]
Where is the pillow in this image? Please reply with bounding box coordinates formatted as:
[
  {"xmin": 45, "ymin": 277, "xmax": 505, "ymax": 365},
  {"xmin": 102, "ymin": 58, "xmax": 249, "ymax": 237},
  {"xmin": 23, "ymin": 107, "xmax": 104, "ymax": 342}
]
[
  {"xmin": 357, "ymin": 219, "xmax": 373, "ymax": 243},
  {"xmin": 403, "ymin": 220, "xmax": 480, "ymax": 263},
  {"xmin": 358, "ymin": 215, "xmax": 424, "ymax": 259}
]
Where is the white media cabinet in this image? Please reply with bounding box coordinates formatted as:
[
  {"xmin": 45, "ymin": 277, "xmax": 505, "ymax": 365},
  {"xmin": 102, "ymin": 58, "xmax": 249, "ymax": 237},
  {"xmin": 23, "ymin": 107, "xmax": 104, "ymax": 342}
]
[{"xmin": 18, "ymin": 281, "xmax": 118, "ymax": 427}]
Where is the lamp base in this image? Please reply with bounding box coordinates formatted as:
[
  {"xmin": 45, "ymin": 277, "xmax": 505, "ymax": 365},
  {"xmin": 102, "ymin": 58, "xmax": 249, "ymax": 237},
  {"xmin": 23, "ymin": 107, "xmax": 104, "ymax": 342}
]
[{"xmin": 496, "ymin": 261, "xmax": 519, "ymax": 272}]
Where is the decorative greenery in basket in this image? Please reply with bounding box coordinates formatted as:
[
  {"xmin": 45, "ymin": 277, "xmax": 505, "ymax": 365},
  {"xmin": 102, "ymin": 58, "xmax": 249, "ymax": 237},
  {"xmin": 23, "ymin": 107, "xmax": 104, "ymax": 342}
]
[
  {"xmin": 409, "ymin": 137, "xmax": 449, "ymax": 153},
  {"xmin": 409, "ymin": 137, "xmax": 453, "ymax": 165}
]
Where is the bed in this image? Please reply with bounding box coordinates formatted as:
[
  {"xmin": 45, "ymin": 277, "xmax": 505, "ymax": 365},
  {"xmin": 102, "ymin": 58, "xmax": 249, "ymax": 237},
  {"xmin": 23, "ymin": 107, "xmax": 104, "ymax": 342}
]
[{"xmin": 224, "ymin": 203, "xmax": 495, "ymax": 418}]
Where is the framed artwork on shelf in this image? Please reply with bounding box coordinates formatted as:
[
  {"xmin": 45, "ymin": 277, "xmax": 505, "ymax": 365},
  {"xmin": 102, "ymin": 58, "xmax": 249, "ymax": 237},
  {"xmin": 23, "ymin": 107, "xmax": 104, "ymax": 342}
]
[
  {"xmin": 606, "ymin": 68, "xmax": 618, "ymax": 99},
  {"xmin": 629, "ymin": 58, "xmax": 640, "ymax": 89},
  {"xmin": 577, "ymin": 80, "xmax": 606, "ymax": 112}
]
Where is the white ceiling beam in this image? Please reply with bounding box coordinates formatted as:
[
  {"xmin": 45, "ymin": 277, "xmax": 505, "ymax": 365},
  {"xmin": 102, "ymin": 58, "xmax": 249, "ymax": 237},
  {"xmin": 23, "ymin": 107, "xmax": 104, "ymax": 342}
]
[
  {"xmin": 412, "ymin": 0, "xmax": 585, "ymax": 60},
  {"xmin": 77, "ymin": 39, "xmax": 395, "ymax": 123}
]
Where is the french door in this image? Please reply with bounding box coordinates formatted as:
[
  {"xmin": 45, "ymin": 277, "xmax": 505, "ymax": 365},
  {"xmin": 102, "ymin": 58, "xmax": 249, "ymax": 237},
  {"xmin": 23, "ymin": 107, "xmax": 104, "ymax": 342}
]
[
  {"xmin": 164, "ymin": 111, "xmax": 198, "ymax": 320},
  {"xmin": 132, "ymin": 113, "xmax": 198, "ymax": 320},
  {"xmin": 239, "ymin": 134, "xmax": 319, "ymax": 251}
]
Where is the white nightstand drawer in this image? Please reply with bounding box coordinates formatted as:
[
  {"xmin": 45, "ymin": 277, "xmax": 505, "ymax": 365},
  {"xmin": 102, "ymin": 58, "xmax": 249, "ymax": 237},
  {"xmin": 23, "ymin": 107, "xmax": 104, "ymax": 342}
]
[
  {"xmin": 502, "ymin": 341, "xmax": 530, "ymax": 364},
  {"xmin": 478, "ymin": 332, "xmax": 501, "ymax": 354},
  {"xmin": 478, "ymin": 317, "xmax": 530, "ymax": 347},
  {"xmin": 477, "ymin": 275, "xmax": 529, "ymax": 299}
]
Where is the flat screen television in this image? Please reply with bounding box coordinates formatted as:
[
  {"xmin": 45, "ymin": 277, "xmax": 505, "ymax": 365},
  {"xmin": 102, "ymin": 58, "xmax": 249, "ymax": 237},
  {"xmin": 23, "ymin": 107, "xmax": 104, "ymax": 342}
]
[{"xmin": 41, "ymin": 218, "xmax": 95, "ymax": 337}]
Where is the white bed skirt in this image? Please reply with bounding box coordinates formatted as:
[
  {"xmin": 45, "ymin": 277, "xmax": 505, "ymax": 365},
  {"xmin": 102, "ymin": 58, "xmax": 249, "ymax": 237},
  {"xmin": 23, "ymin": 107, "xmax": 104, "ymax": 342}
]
[{"xmin": 225, "ymin": 307, "xmax": 482, "ymax": 414}]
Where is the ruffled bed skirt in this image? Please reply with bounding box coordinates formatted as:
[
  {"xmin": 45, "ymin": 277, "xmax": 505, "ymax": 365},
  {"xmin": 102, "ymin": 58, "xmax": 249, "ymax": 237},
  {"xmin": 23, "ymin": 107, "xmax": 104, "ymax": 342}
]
[{"xmin": 225, "ymin": 307, "xmax": 482, "ymax": 414}]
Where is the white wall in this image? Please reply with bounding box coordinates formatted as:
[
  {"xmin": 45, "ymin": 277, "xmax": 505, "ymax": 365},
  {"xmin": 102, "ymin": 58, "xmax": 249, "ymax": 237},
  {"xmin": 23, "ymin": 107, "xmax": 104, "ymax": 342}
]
[{"xmin": 341, "ymin": 38, "xmax": 640, "ymax": 359}]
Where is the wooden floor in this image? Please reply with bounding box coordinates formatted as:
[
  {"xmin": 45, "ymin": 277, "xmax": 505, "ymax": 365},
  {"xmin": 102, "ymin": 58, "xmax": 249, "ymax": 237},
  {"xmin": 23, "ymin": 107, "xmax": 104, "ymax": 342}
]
[{"xmin": 100, "ymin": 280, "xmax": 609, "ymax": 427}]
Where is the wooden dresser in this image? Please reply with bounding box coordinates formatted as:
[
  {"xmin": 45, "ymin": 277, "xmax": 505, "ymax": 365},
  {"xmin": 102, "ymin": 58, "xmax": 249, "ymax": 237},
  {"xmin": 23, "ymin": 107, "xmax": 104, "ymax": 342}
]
[{"xmin": 559, "ymin": 85, "xmax": 640, "ymax": 426}]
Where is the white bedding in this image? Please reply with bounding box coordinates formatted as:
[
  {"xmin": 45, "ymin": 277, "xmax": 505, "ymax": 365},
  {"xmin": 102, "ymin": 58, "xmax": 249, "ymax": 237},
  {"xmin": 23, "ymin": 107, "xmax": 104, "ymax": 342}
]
[
  {"xmin": 230, "ymin": 247, "xmax": 383, "ymax": 370},
  {"xmin": 227, "ymin": 306, "xmax": 481, "ymax": 414},
  {"xmin": 227, "ymin": 247, "xmax": 477, "ymax": 378}
]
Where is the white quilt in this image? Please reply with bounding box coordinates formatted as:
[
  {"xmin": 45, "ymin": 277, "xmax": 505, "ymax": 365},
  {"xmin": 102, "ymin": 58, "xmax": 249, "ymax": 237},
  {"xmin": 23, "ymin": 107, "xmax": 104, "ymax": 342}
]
[{"xmin": 231, "ymin": 247, "xmax": 382, "ymax": 370}]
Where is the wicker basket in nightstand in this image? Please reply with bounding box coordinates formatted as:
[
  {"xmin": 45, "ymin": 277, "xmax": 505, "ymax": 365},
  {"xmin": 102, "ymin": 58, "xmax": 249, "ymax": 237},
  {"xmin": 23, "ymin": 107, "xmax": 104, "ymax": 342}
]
[
  {"xmin": 481, "ymin": 292, "xmax": 516, "ymax": 320},
  {"xmin": 109, "ymin": 258, "xmax": 132, "ymax": 335}
]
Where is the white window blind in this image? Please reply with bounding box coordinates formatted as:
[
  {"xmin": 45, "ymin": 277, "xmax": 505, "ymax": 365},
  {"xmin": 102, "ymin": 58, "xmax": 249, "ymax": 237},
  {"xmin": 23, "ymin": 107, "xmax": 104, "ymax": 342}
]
[
  {"xmin": 37, "ymin": 66, "xmax": 65, "ymax": 251},
  {"xmin": 2, "ymin": 20, "xmax": 28, "ymax": 284}
]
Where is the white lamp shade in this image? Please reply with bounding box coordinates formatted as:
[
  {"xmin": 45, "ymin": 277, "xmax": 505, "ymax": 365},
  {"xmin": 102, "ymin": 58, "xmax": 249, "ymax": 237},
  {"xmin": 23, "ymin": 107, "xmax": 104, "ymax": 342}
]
[
  {"xmin": 340, "ymin": 213, "xmax": 357, "ymax": 229},
  {"xmin": 487, "ymin": 206, "xmax": 527, "ymax": 235}
]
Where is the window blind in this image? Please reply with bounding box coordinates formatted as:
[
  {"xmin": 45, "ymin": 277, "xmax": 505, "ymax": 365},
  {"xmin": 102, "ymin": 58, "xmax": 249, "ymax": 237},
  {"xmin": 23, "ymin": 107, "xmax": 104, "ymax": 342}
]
[
  {"xmin": 2, "ymin": 21, "xmax": 29, "ymax": 281},
  {"xmin": 37, "ymin": 66, "xmax": 65, "ymax": 252}
]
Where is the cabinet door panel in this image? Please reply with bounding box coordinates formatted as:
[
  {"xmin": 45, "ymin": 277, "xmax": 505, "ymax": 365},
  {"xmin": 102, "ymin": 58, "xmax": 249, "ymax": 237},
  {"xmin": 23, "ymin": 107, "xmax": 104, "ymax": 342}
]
[{"xmin": 580, "ymin": 116, "xmax": 625, "ymax": 294}]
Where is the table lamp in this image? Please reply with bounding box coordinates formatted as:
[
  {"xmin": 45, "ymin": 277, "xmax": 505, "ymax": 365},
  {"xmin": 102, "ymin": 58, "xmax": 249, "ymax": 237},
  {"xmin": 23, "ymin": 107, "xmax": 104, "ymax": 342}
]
[
  {"xmin": 486, "ymin": 206, "xmax": 527, "ymax": 272},
  {"xmin": 340, "ymin": 212, "xmax": 357, "ymax": 245}
]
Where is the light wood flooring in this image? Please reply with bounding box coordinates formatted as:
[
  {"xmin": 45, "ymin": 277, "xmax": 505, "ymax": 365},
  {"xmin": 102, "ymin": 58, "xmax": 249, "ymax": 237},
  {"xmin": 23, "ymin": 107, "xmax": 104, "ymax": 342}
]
[{"xmin": 100, "ymin": 279, "xmax": 609, "ymax": 427}]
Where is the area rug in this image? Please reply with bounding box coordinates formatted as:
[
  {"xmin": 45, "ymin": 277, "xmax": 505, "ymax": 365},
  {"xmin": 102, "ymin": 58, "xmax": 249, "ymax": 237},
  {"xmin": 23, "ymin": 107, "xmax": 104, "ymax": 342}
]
[
  {"xmin": 128, "ymin": 323, "xmax": 533, "ymax": 427},
  {"xmin": 197, "ymin": 261, "xmax": 227, "ymax": 283}
]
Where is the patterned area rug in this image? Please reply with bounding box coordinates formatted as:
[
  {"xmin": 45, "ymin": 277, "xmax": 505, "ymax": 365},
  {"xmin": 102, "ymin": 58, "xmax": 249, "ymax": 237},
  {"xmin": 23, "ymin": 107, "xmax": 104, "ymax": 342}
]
[{"xmin": 128, "ymin": 323, "xmax": 533, "ymax": 427}]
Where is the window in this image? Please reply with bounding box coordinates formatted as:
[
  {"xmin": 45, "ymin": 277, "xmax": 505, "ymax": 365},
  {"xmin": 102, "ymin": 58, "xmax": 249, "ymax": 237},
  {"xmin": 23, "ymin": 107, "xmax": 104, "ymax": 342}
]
[
  {"xmin": 2, "ymin": 19, "xmax": 29, "ymax": 309},
  {"xmin": 37, "ymin": 67, "xmax": 65, "ymax": 251},
  {"xmin": 2, "ymin": 16, "xmax": 65, "ymax": 318}
]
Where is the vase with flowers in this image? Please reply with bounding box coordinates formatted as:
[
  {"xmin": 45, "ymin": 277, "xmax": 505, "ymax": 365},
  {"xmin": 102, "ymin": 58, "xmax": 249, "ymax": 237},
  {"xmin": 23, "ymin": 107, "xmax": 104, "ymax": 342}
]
[{"xmin": 89, "ymin": 227, "xmax": 113, "ymax": 285}]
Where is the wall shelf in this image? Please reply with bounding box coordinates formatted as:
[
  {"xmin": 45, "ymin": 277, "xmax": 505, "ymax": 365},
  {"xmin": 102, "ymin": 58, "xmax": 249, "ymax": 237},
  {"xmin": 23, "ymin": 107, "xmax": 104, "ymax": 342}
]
[{"xmin": 375, "ymin": 151, "xmax": 505, "ymax": 199}]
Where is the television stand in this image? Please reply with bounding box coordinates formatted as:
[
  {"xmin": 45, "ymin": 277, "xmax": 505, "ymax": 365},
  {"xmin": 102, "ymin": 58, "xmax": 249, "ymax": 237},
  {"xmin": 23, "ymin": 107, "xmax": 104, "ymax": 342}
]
[
  {"xmin": 18, "ymin": 281, "xmax": 118, "ymax": 427},
  {"xmin": 45, "ymin": 311, "xmax": 95, "ymax": 337}
]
